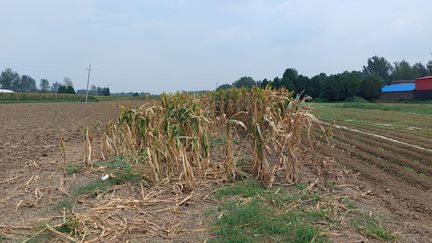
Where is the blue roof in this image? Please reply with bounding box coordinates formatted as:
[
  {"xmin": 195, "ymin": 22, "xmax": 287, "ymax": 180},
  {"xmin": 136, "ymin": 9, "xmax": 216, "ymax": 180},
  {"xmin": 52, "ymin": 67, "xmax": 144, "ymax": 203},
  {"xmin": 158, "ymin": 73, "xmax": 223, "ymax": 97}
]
[{"xmin": 381, "ymin": 83, "xmax": 415, "ymax": 92}]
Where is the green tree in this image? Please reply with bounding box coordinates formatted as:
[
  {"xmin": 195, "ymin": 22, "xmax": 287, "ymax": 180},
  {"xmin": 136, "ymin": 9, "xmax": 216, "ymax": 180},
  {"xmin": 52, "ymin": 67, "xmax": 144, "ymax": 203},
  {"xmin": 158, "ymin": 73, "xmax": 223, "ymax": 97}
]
[
  {"xmin": 392, "ymin": 60, "xmax": 416, "ymax": 80},
  {"xmin": 90, "ymin": 85, "xmax": 97, "ymax": 94},
  {"xmin": 63, "ymin": 77, "xmax": 73, "ymax": 88},
  {"xmin": 363, "ymin": 56, "xmax": 393, "ymax": 83},
  {"xmin": 412, "ymin": 62, "xmax": 428, "ymax": 78},
  {"xmin": 281, "ymin": 68, "xmax": 298, "ymax": 91},
  {"xmin": 216, "ymin": 84, "xmax": 232, "ymax": 91},
  {"xmin": 321, "ymin": 75, "xmax": 344, "ymax": 101},
  {"xmin": 425, "ymin": 60, "xmax": 432, "ymax": 76},
  {"xmin": 101, "ymin": 87, "xmax": 110, "ymax": 96},
  {"xmin": 339, "ymin": 71, "xmax": 362, "ymax": 98},
  {"xmin": 307, "ymin": 73, "xmax": 326, "ymax": 98},
  {"xmin": 0, "ymin": 68, "xmax": 20, "ymax": 90},
  {"xmin": 40, "ymin": 79, "xmax": 50, "ymax": 92},
  {"xmin": 359, "ymin": 74, "xmax": 384, "ymax": 100},
  {"xmin": 15, "ymin": 75, "xmax": 37, "ymax": 92},
  {"xmin": 51, "ymin": 81, "xmax": 61, "ymax": 92},
  {"xmin": 260, "ymin": 78, "xmax": 270, "ymax": 88},
  {"xmin": 271, "ymin": 77, "xmax": 282, "ymax": 88},
  {"xmin": 58, "ymin": 85, "xmax": 75, "ymax": 94},
  {"xmin": 293, "ymin": 75, "xmax": 310, "ymax": 94},
  {"xmin": 232, "ymin": 76, "xmax": 256, "ymax": 89}
]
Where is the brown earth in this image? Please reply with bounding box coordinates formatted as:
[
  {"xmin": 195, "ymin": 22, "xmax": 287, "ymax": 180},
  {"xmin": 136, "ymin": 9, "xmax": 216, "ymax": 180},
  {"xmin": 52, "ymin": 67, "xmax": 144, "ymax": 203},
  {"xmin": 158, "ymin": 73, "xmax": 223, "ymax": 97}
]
[
  {"xmin": 316, "ymin": 128, "xmax": 432, "ymax": 242},
  {"xmin": 1, "ymin": 101, "xmax": 432, "ymax": 242}
]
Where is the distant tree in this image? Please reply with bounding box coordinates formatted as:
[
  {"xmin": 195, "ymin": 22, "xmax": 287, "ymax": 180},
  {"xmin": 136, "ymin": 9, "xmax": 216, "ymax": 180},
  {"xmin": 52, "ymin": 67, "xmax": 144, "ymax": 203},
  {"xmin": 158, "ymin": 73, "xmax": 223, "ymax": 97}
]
[
  {"xmin": 96, "ymin": 87, "xmax": 103, "ymax": 95},
  {"xmin": 232, "ymin": 76, "xmax": 256, "ymax": 89},
  {"xmin": 293, "ymin": 75, "xmax": 310, "ymax": 94},
  {"xmin": 132, "ymin": 92, "xmax": 139, "ymax": 97},
  {"xmin": 339, "ymin": 71, "xmax": 363, "ymax": 98},
  {"xmin": 51, "ymin": 81, "xmax": 61, "ymax": 92},
  {"xmin": 90, "ymin": 85, "xmax": 97, "ymax": 94},
  {"xmin": 216, "ymin": 84, "xmax": 232, "ymax": 91},
  {"xmin": 392, "ymin": 60, "xmax": 416, "ymax": 80},
  {"xmin": 321, "ymin": 75, "xmax": 344, "ymax": 101},
  {"xmin": 320, "ymin": 71, "xmax": 362, "ymax": 101},
  {"xmin": 427, "ymin": 60, "xmax": 432, "ymax": 75},
  {"xmin": 40, "ymin": 79, "xmax": 50, "ymax": 92},
  {"xmin": 101, "ymin": 87, "xmax": 110, "ymax": 96},
  {"xmin": 363, "ymin": 56, "xmax": 393, "ymax": 83},
  {"xmin": 307, "ymin": 73, "xmax": 326, "ymax": 98},
  {"xmin": 58, "ymin": 85, "xmax": 75, "ymax": 94},
  {"xmin": 63, "ymin": 77, "xmax": 73, "ymax": 88},
  {"xmin": 281, "ymin": 68, "xmax": 298, "ymax": 91},
  {"xmin": 271, "ymin": 77, "xmax": 282, "ymax": 88},
  {"xmin": 412, "ymin": 62, "xmax": 428, "ymax": 78},
  {"xmin": 0, "ymin": 68, "xmax": 20, "ymax": 90},
  {"xmin": 15, "ymin": 75, "xmax": 37, "ymax": 92},
  {"xmin": 359, "ymin": 74, "xmax": 384, "ymax": 100},
  {"xmin": 260, "ymin": 78, "xmax": 270, "ymax": 88}
]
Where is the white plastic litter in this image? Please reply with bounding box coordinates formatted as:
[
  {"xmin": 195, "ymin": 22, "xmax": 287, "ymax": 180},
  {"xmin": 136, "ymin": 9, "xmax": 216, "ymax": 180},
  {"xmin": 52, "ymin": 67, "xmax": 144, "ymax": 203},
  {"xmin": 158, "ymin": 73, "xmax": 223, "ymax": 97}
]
[{"xmin": 101, "ymin": 174, "xmax": 110, "ymax": 181}]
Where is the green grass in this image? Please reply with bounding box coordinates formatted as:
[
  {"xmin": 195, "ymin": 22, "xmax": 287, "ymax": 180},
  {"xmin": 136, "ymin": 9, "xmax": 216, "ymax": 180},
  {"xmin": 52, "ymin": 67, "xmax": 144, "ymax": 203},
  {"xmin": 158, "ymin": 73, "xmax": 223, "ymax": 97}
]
[
  {"xmin": 354, "ymin": 213, "xmax": 394, "ymax": 241},
  {"xmin": 211, "ymin": 199, "xmax": 326, "ymax": 243},
  {"xmin": 52, "ymin": 198, "xmax": 74, "ymax": 211},
  {"xmin": 325, "ymin": 102, "xmax": 432, "ymax": 115},
  {"xmin": 209, "ymin": 179, "xmax": 328, "ymax": 242},
  {"xmin": 212, "ymin": 179, "xmax": 264, "ymax": 199},
  {"xmin": 74, "ymin": 157, "xmax": 150, "ymax": 198},
  {"xmin": 74, "ymin": 179, "xmax": 113, "ymax": 198},
  {"xmin": 66, "ymin": 163, "xmax": 83, "ymax": 175}
]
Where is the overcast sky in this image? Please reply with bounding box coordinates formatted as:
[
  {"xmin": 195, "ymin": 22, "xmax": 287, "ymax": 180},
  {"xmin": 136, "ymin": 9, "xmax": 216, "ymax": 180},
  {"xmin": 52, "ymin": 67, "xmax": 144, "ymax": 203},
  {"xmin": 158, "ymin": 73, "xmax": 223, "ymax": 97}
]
[{"xmin": 1, "ymin": 0, "xmax": 431, "ymax": 93}]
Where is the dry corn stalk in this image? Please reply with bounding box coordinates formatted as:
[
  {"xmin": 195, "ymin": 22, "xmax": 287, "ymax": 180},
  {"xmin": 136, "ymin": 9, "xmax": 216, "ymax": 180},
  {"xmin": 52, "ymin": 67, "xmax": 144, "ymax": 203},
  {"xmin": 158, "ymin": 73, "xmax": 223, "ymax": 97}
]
[
  {"xmin": 83, "ymin": 128, "xmax": 93, "ymax": 168},
  {"xmin": 98, "ymin": 88, "xmax": 319, "ymax": 188}
]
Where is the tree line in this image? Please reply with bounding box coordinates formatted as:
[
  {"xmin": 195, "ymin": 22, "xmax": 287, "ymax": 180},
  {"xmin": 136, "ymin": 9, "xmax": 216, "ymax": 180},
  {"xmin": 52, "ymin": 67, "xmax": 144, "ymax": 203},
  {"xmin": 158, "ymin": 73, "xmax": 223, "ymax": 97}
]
[
  {"xmin": 0, "ymin": 68, "xmax": 110, "ymax": 96},
  {"xmin": 217, "ymin": 56, "xmax": 432, "ymax": 101}
]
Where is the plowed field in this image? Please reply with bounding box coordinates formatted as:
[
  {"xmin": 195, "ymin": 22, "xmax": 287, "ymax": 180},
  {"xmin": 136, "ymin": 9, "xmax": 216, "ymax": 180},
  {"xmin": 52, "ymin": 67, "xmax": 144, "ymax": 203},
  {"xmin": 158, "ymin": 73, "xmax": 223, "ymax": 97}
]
[{"xmin": 314, "ymin": 103, "xmax": 432, "ymax": 242}]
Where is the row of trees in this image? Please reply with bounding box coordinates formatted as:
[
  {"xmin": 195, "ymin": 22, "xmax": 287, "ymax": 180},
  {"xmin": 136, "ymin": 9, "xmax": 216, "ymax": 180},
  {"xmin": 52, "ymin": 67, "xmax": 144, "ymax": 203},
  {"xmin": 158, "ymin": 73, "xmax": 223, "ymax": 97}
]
[
  {"xmin": 76, "ymin": 85, "xmax": 111, "ymax": 96},
  {"xmin": 0, "ymin": 68, "xmax": 110, "ymax": 96},
  {"xmin": 218, "ymin": 56, "xmax": 432, "ymax": 101}
]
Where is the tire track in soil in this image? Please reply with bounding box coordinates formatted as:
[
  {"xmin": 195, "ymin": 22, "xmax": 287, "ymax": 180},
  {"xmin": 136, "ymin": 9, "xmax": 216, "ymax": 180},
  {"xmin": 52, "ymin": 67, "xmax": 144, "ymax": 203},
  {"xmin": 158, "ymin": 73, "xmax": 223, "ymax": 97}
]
[
  {"xmin": 316, "ymin": 144, "xmax": 432, "ymax": 242},
  {"xmin": 333, "ymin": 127, "xmax": 432, "ymax": 166},
  {"xmin": 322, "ymin": 121, "xmax": 432, "ymax": 152},
  {"xmin": 330, "ymin": 132, "xmax": 432, "ymax": 177},
  {"xmin": 328, "ymin": 136, "xmax": 432, "ymax": 190},
  {"xmin": 315, "ymin": 120, "xmax": 432, "ymax": 242},
  {"xmin": 320, "ymin": 117, "xmax": 432, "ymax": 150}
]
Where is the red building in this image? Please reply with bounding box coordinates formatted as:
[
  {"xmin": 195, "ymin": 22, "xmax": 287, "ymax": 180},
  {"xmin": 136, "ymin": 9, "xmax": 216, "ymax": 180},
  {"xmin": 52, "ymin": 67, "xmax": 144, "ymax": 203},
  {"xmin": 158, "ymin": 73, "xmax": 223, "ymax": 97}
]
[{"xmin": 414, "ymin": 76, "xmax": 432, "ymax": 100}]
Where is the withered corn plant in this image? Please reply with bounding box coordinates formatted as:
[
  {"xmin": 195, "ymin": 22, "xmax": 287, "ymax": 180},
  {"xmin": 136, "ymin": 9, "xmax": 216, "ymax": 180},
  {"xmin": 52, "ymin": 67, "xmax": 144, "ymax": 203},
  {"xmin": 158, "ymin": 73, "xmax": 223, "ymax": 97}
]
[
  {"xmin": 83, "ymin": 128, "xmax": 94, "ymax": 168},
  {"xmin": 98, "ymin": 87, "xmax": 319, "ymax": 188}
]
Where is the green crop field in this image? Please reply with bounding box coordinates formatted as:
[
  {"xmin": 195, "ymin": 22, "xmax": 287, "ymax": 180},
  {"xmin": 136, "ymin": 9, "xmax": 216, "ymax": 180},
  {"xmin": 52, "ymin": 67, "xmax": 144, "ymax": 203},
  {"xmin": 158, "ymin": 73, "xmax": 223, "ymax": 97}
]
[{"xmin": 0, "ymin": 92, "xmax": 95, "ymax": 103}]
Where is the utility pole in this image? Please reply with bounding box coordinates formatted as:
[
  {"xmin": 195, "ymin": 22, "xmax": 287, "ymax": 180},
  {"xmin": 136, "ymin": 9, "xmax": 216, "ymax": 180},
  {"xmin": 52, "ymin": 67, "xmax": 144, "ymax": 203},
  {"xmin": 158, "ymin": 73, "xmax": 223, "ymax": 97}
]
[{"xmin": 85, "ymin": 64, "xmax": 92, "ymax": 103}]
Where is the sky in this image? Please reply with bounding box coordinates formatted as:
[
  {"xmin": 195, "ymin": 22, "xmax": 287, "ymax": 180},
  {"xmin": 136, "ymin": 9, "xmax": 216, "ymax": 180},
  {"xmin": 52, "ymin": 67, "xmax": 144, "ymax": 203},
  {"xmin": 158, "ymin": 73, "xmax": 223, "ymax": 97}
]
[{"xmin": 0, "ymin": 0, "xmax": 431, "ymax": 93}]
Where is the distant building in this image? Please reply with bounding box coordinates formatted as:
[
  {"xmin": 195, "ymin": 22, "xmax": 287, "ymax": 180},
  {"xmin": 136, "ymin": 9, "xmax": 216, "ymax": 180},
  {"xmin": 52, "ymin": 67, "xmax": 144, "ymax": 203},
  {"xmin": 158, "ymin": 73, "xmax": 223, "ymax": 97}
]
[
  {"xmin": 414, "ymin": 76, "xmax": 432, "ymax": 100},
  {"xmin": 380, "ymin": 83, "xmax": 415, "ymax": 100},
  {"xmin": 380, "ymin": 76, "xmax": 432, "ymax": 100},
  {"xmin": 0, "ymin": 89, "xmax": 14, "ymax": 93}
]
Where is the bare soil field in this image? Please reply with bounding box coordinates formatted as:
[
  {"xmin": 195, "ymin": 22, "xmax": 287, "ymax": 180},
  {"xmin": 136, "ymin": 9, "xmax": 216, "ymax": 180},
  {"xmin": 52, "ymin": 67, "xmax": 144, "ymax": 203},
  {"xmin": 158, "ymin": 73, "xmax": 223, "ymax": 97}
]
[
  {"xmin": 1, "ymin": 101, "xmax": 431, "ymax": 242},
  {"xmin": 314, "ymin": 104, "xmax": 432, "ymax": 242}
]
